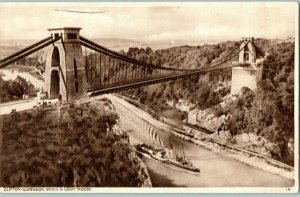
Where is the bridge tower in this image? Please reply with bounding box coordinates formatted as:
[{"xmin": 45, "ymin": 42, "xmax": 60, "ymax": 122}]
[
  {"xmin": 231, "ymin": 37, "xmax": 264, "ymax": 95},
  {"xmin": 44, "ymin": 27, "xmax": 87, "ymax": 101}
]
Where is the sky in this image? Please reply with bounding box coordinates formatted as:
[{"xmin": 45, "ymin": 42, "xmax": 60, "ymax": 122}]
[{"xmin": 0, "ymin": 2, "xmax": 297, "ymax": 42}]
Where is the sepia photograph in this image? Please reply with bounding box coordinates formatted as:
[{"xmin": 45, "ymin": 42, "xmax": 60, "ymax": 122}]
[{"xmin": 0, "ymin": 2, "xmax": 298, "ymax": 193}]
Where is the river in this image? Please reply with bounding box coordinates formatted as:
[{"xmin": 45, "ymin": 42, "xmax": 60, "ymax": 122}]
[
  {"xmin": 0, "ymin": 68, "xmax": 44, "ymax": 89},
  {"xmin": 107, "ymin": 94, "xmax": 294, "ymax": 187}
]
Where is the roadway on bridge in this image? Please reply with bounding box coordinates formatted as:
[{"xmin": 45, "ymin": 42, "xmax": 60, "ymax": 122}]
[{"xmin": 107, "ymin": 94, "xmax": 294, "ymax": 187}]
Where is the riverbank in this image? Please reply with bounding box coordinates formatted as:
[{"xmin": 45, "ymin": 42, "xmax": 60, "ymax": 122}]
[
  {"xmin": 108, "ymin": 94, "xmax": 294, "ymax": 187},
  {"xmin": 174, "ymin": 131, "xmax": 294, "ymax": 180},
  {"xmin": 0, "ymin": 67, "xmax": 44, "ymax": 89},
  {"xmin": 115, "ymin": 94, "xmax": 294, "ymax": 181}
]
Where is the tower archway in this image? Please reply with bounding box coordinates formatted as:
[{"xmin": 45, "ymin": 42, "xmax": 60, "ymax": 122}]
[
  {"xmin": 44, "ymin": 27, "xmax": 87, "ymax": 101},
  {"xmin": 50, "ymin": 70, "xmax": 60, "ymax": 98},
  {"xmin": 51, "ymin": 47, "xmax": 60, "ymax": 67}
]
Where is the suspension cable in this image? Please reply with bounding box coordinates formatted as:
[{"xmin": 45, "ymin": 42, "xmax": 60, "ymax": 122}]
[
  {"xmin": 80, "ymin": 36, "xmax": 202, "ymax": 72},
  {"xmin": 0, "ymin": 36, "xmax": 61, "ymax": 69},
  {"xmin": 0, "ymin": 36, "xmax": 52, "ymax": 64},
  {"xmin": 81, "ymin": 36, "xmax": 250, "ymax": 74},
  {"xmin": 200, "ymin": 40, "xmax": 250, "ymax": 71},
  {"xmin": 80, "ymin": 39, "xmax": 185, "ymax": 71},
  {"xmin": 209, "ymin": 40, "xmax": 244, "ymax": 65}
]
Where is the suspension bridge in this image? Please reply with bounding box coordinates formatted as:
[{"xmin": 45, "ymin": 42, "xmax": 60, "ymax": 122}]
[{"xmin": 0, "ymin": 27, "xmax": 264, "ymax": 102}]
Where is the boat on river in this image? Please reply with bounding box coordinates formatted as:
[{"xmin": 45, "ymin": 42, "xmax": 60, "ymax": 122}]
[
  {"xmin": 135, "ymin": 143, "xmax": 169, "ymax": 162},
  {"xmin": 135, "ymin": 143, "xmax": 200, "ymax": 173}
]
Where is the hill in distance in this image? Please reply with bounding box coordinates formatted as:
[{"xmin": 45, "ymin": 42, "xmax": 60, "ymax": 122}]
[
  {"xmin": 0, "ymin": 37, "xmax": 294, "ymax": 60},
  {"xmin": 0, "ymin": 37, "xmax": 218, "ymax": 52}
]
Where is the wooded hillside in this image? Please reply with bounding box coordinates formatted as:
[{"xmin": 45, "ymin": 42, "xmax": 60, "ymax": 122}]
[
  {"xmin": 0, "ymin": 100, "xmax": 151, "ymax": 187},
  {"xmin": 121, "ymin": 39, "xmax": 295, "ymax": 165}
]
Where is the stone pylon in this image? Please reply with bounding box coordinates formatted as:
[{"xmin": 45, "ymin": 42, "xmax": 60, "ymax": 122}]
[
  {"xmin": 44, "ymin": 27, "xmax": 87, "ymax": 101},
  {"xmin": 231, "ymin": 37, "xmax": 264, "ymax": 95}
]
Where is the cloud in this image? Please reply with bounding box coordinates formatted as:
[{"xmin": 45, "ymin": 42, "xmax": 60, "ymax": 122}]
[{"xmin": 0, "ymin": 2, "xmax": 296, "ymax": 42}]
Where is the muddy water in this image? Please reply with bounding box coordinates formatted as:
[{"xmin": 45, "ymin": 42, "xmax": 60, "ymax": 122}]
[
  {"xmin": 108, "ymin": 95, "xmax": 294, "ymax": 187},
  {"xmin": 145, "ymin": 135, "xmax": 294, "ymax": 187}
]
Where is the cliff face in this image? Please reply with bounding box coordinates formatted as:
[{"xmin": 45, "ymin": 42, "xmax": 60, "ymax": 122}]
[
  {"xmin": 0, "ymin": 99, "xmax": 151, "ymax": 187},
  {"xmin": 187, "ymin": 108, "xmax": 225, "ymax": 132}
]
